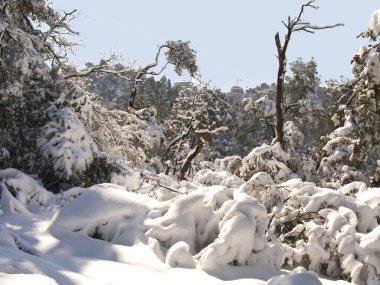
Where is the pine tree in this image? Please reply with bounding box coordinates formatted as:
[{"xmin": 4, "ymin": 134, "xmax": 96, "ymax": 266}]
[
  {"xmin": 318, "ymin": 10, "xmax": 380, "ymax": 186},
  {"xmin": 0, "ymin": 0, "xmax": 97, "ymax": 189}
]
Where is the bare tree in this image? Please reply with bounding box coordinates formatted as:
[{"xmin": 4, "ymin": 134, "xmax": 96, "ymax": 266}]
[
  {"xmin": 129, "ymin": 40, "xmax": 198, "ymax": 109},
  {"xmin": 274, "ymin": 0, "xmax": 343, "ymax": 146}
]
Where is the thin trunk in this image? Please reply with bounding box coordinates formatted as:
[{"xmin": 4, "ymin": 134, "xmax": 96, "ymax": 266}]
[
  {"xmin": 178, "ymin": 137, "xmax": 204, "ymax": 181},
  {"xmin": 275, "ymin": 32, "xmax": 287, "ymax": 147},
  {"xmin": 128, "ymin": 73, "xmax": 142, "ymax": 109},
  {"xmin": 128, "ymin": 45, "xmax": 168, "ymax": 109}
]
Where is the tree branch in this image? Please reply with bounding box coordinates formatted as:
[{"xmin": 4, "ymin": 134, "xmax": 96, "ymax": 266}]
[
  {"xmin": 65, "ymin": 65, "xmax": 131, "ymax": 80},
  {"xmin": 140, "ymin": 173, "xmax": 182, "ymax": 194}
]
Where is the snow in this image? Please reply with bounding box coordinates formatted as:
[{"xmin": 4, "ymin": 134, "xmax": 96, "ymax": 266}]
[
  {"xmin": 267, "ymin": 267, "xmax": 322, "ymax": 285},
  {"xmin": 38, "ymin": 106, "xmax": 98, "ymax": 179},
  {"xmin": 0, "ymin": 169, "xmax": 379, "ymax": 285},
  {"xmin": 0, "ymin": 273, "xmax": 59, "ymax": 285},
  {"xmin": 240, "ymin": 143, "xmax": 293, "ymax": 182},
  {"xmin": 370, "ymin": 10, "xmax": 380, "ymax": 35}
]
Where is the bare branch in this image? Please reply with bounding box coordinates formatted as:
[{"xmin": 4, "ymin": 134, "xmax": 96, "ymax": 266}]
[
  {"xmin": 145, "ymin": 61, "xmax": 171, "ymax": 76},
  {"xmin": 161, "ymin": 124, "xmax": 193, "ymax": 162},
  {"xmin": 275, "ymin": 32, "xmax": 282, "ymax": 55},
  {"xmin": 140, "ymin": 173, "xmax": 183, "ymax": 194},
  {"xmin": 65, "ymin": 65, "xmax": 132, "ymax": 80},
  {"xmin": 293, "ymin": 23, "xmax": 344, "ymax": 32}
]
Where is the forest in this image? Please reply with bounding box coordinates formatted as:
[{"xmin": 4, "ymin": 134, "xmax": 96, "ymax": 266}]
[{"xmin": 0, "ymin": 0, "xmax": 379, "ymax": 285}]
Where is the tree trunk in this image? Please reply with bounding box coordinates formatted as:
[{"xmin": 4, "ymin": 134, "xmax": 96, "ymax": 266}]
[
  {"xmin": 178, "ymin": 137, "xmax": 204, "ymax": 181},
  {"xmin": 127, "ymin": 45, "xmax": 168, "ymax": 110},
  {"xmin": 275, "ymin": 32, "xmax": 286, "ymax": 147},
  {"xmin": 128, "ymin": 85, "xmax": 137, "ymax": 108},
  {"xmin": 128, "ymin": 72, "xmax": 143, "ymax": 109}
]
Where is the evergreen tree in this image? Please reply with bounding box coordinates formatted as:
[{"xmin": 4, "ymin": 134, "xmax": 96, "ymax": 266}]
[
  {"xmin": 0, "ymin": 0, "xmax": 98, "ymax": 189},
  {"xmin": 318, "ymin": 10, "xmax": 380, "ymax": 186}
]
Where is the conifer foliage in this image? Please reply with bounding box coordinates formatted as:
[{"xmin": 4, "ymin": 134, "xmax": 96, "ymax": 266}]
[{"xmin": 0, "ymin": 0, "xmax": 97, "ymax": 187}]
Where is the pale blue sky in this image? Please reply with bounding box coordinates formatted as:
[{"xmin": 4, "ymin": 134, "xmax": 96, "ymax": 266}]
[{"xmin": 52, "ymin": 0, "xmax": 379, "ymax": 91}]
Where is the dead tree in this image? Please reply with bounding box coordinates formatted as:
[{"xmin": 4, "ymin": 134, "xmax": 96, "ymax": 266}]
[{"xmin": 274, "ymin": 0, "xmax": 343, "ymax": 146}]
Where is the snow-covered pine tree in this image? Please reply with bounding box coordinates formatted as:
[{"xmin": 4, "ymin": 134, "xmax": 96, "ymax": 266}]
[
  {"xmin": 318, "ymin": 9, "xmax": 380, "ymax": 187},
  {"xmin": 0, "ymin": 0, "xmax": 97, "ymax": 189}
]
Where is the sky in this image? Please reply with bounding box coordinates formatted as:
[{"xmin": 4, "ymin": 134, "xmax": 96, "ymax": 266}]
[{"xmin": 51, "ymin": 0, "xmax": 379, "ymax": 91}]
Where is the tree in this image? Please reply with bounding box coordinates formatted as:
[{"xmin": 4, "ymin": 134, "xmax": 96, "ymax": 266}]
[
  {"xmin": 283, "ymin": 58, "xmax": 335, "ymax": 154},
  {"xmin": 285, "ymin": 57, "xmax": 320, "ymax": 109},
  {"xmin": 318, "ymin": 9, "xmax": 380, "ymax": 186},
  {"xmin": 0, "ymin": 0, "xmax": 99, "ymax": 189},
  {"xmin": 162, "ymin": 85, "xmax": 229, "ymax": 180},
  {"xmin": 274, "ymin": 0, "xmax": 343, "ymax": 146},
  {"xmin": 128, "ymin": 40, "xmax": 199, "ymax": 109}
]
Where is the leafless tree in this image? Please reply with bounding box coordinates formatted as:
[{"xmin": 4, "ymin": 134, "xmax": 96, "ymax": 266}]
[{"xmin": 274, "ymin": 0, "xmax": 343, "ymax": 146}]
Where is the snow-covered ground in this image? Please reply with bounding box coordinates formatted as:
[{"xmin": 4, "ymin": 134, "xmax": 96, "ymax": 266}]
[{"xmin": 0, "ymin": 168, "xmax": 379, "ymax": 285}]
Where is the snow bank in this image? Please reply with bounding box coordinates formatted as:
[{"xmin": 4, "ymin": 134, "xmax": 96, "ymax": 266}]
[
  {"xmin": 50, "ymin": 184, "xmax": 161, "ymax": 246},
  {"xmin": 267, "ymin": 267, "xmax": 322, "ymax": 285},
  {"xmin": 1, "ymin": 168, "xmax": 379, "ymax": 284},
  {"xmin": 0, "ymin": 273, "xmax": 59, "ymax": 285},
  {"xmin": 48, "ymin": 180, "xmax": 283, "ymax": 271},
  {"xmin": 0, "ymin": 168, "xmax": 52, "ymax": 214}
]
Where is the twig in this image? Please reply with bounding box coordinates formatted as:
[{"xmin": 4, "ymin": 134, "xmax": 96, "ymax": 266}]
[{"xmin": 140, "ymin": 173, "xmax": 183, "ymax": 194}]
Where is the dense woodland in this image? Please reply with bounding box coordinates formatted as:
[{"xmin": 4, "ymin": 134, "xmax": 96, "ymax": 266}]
[{"xmin": 0, "ymin": 1, "xmax": 380, "ymax": 285}]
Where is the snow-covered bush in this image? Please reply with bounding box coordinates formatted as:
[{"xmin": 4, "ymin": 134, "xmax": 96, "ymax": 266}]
[
  {"xmin": 192, "ymin": 169, "xmax": 244, "ymax": 189},
  {"xmin": 240, "ymin": 143, "xmax": 293, "ymax": 182},
  {"xmin": 243, "ymin": 95, "xmax": 276, "ymax": 118},
  {"xmin": 0, "ymin": 168, "xmax": 52, "ymax": 214},
  {"xmin": 268, "ymin": 180, "xmax": 380, "ymax": 284},
  {"xmin": 318, "ymin": 108, "xmax": 365, "ymax": 187},
  {"xmin": 47, "ymin": 178, "xmax": 284, "ymax": 271},
  {"xmin": 88, "ymin": 96, "xmax": 165, "ymax": 167},
  {"xmin": 38, "ymin": 106, "xmax": 98, "ymax": 180},
  {"xmin": 283, "ymin": 121, "xmax": 304, "ymax": 154},
  {"xmin": 214, "ymin": 156, "xmax": 243, "ymax": 175}
]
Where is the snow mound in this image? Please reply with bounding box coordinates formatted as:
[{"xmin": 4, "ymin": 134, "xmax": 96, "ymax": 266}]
[
  {"xmin": 193, "ymin": 169, "xmax": 244, "ymax": 188},
  {"xmin": 195, "ymin": 193, "xmax": 275, "ymax": 269},
  {"xmin": 0, "ymin": 168, "xmax": 52, "ymax": 214},
  {"xmin": 0, "ymin": 273, "xmax": 59, "ymax": 285},
  {"xmin": 49, "ymin": 182, "xmax": 283, "ymax": 271},
  {"xmin": 267, "ymin": 267, "xmax": 322, "ymax": 285},
  {"xmin": 50, "ymin": 184, "xmax": 160, "ymax": 246}
]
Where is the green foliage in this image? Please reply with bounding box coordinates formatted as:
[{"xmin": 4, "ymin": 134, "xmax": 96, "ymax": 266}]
[
  {"xmin": 165, "ymin": 40, "xmax": 198, "ymax": 77},
  {"xmin": 317, "ymin": 18, "xmax": 380, "ymax": 186}
]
